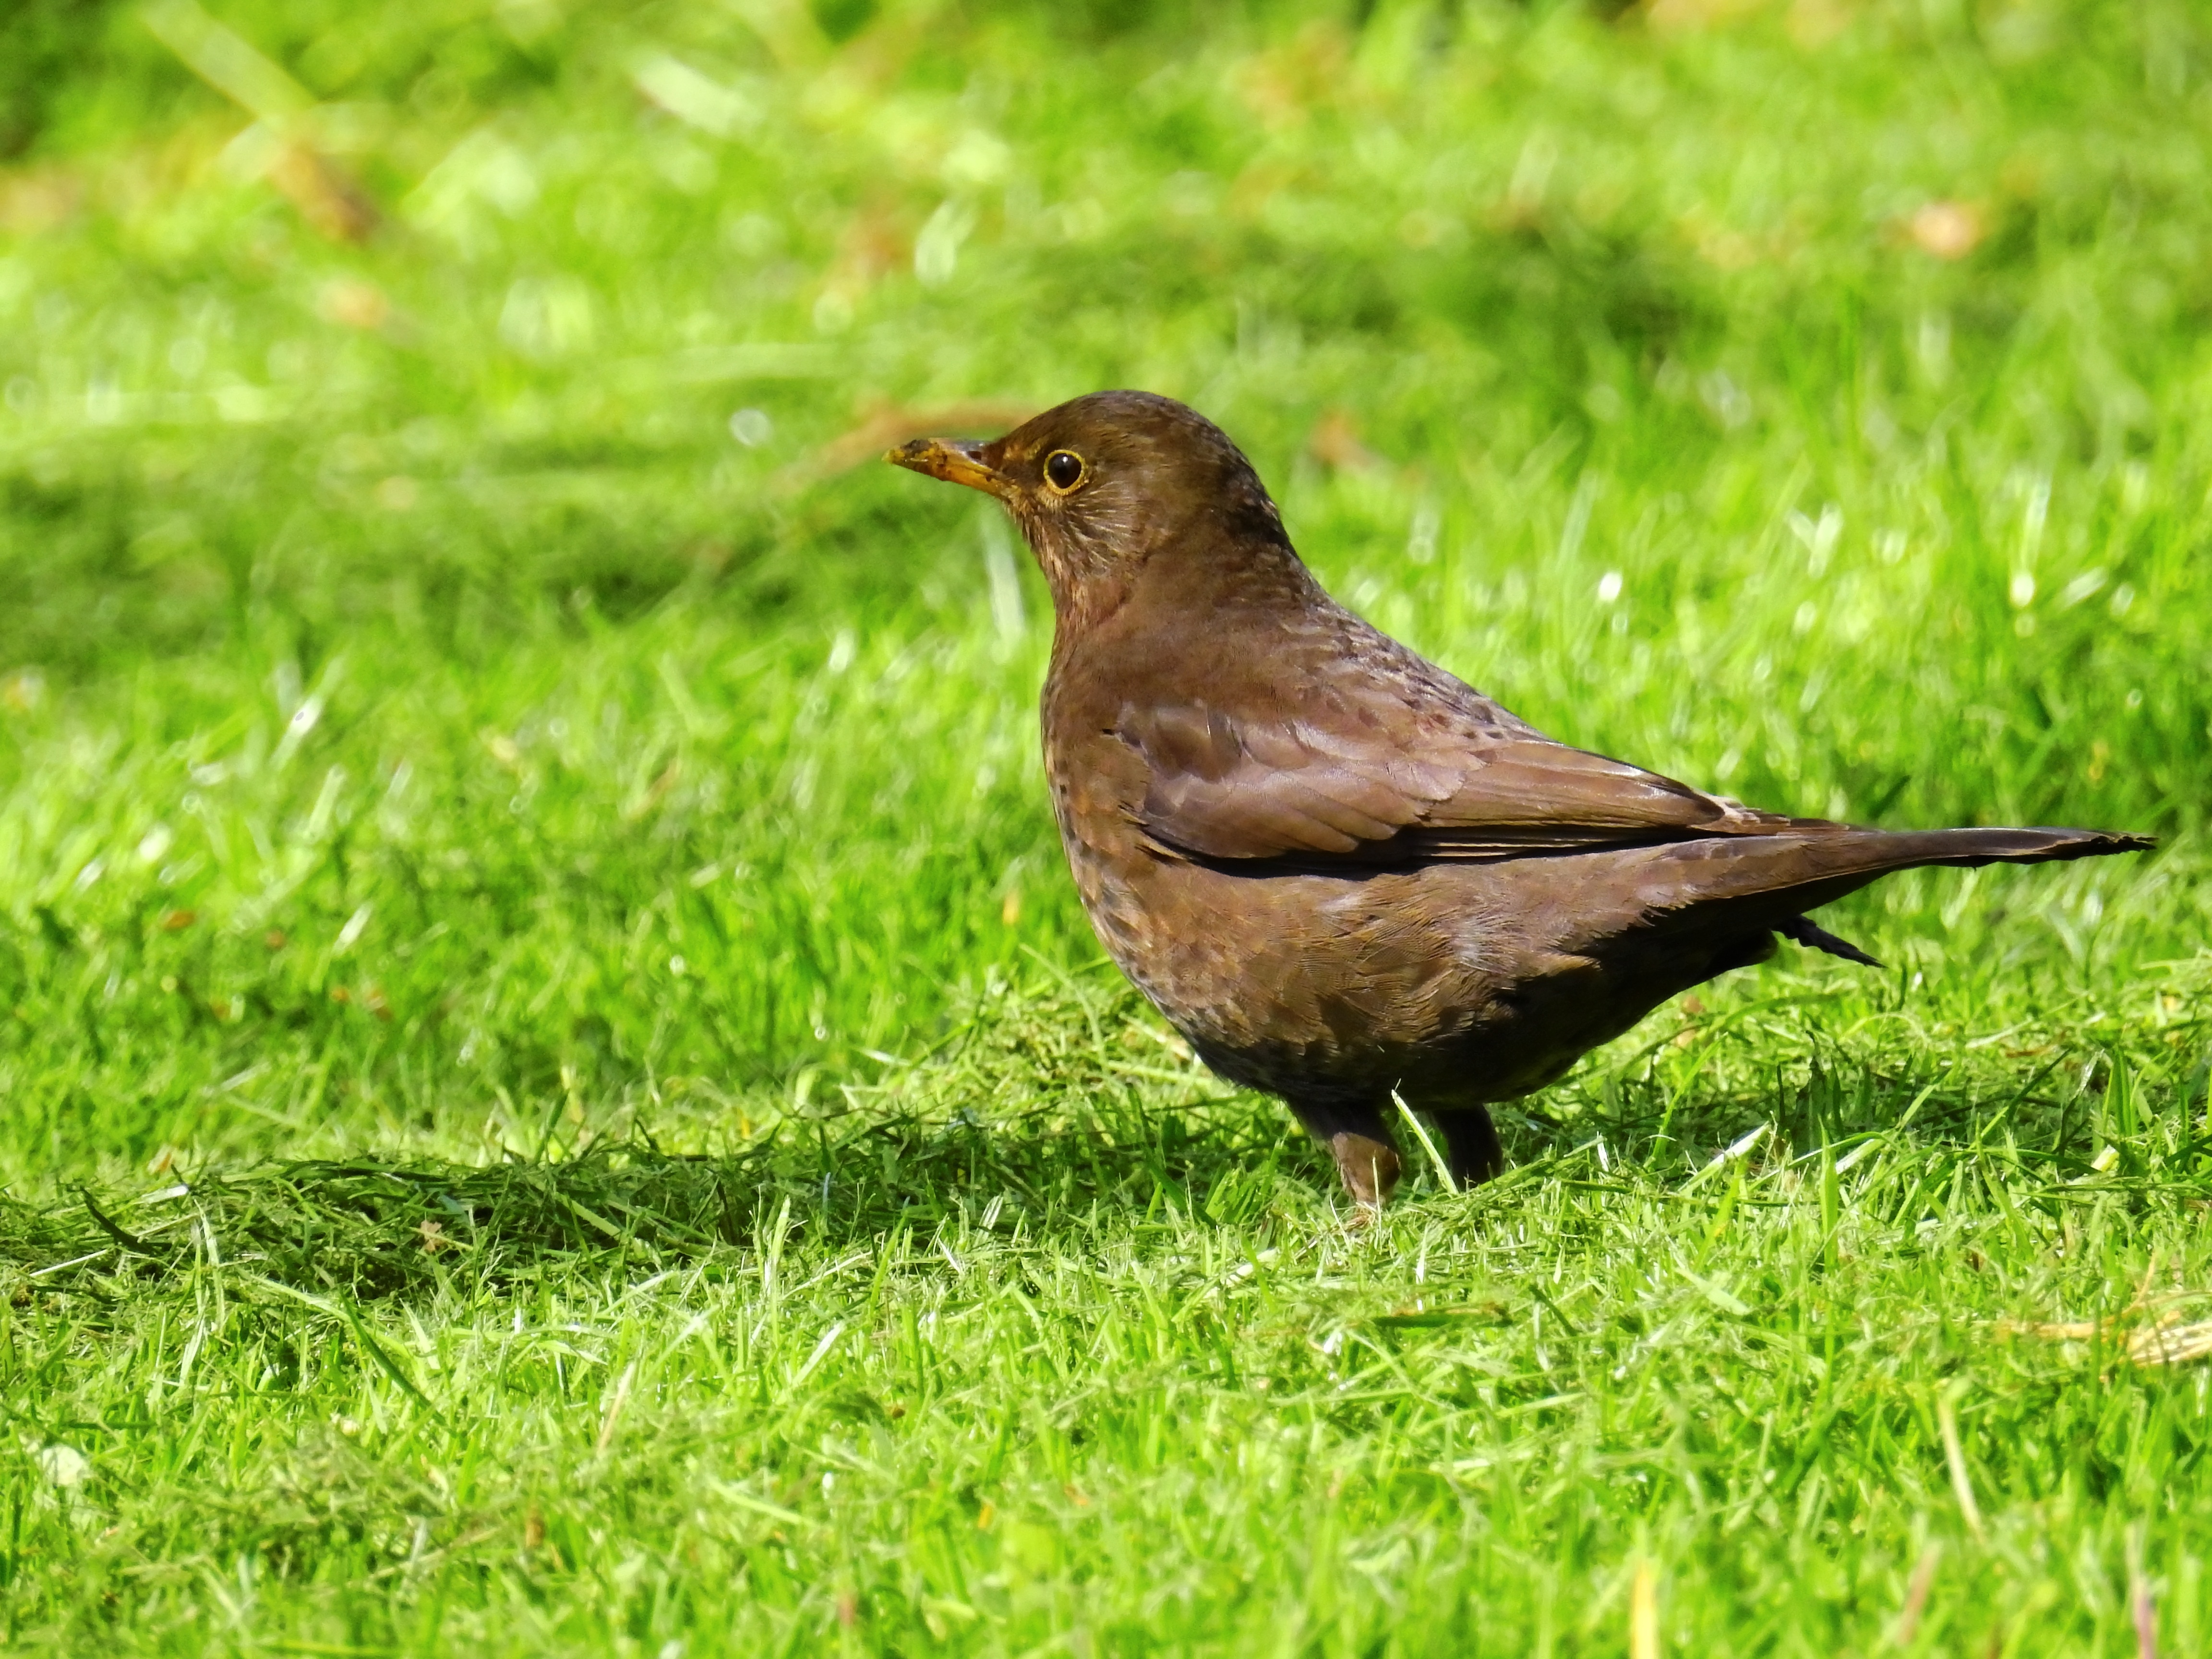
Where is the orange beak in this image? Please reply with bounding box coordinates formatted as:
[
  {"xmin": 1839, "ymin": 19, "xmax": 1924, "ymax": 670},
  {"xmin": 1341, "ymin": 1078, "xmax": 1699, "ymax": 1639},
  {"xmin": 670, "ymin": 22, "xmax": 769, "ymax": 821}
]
[{"xmin": 885, "ymin": 437, "xmax": 1013, "ymax": 499}]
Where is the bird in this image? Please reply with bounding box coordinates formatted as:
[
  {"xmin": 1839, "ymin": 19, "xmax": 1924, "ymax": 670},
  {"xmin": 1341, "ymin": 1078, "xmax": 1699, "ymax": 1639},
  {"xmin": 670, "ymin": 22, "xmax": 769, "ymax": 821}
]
[{"xmin": 888, "ymin": 390, "xmax": 2152, "ymax": 1211}]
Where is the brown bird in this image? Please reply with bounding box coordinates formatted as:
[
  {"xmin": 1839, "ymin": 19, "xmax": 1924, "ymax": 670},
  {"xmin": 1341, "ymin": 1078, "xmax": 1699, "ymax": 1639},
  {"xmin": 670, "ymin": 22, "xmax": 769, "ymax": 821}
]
[{"xmin": 889, "ymin": 391, "xmax": 2152, "ymax": 1210}]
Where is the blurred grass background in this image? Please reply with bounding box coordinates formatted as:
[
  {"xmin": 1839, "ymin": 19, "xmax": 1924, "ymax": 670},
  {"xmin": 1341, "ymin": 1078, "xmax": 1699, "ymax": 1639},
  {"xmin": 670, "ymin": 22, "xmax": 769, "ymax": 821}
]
[{"xmin": 1, "ymin": 0, "xmax": 2210, "ymax": 1651}]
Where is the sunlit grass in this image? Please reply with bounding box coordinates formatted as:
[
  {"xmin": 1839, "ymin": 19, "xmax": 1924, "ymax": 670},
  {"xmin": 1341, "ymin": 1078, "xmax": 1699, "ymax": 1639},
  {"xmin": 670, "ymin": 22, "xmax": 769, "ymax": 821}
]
[{"xmin": 1, "ymin": 0, "xmax": 2209, "ymax": 1651}]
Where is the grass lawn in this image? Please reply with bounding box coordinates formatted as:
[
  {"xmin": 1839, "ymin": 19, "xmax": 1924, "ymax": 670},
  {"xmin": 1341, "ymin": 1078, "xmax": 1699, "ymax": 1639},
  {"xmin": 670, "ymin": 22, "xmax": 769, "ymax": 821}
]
[{"xmin": 3, "ymin": 0, "xmax": 2211, "ymax": 1650}]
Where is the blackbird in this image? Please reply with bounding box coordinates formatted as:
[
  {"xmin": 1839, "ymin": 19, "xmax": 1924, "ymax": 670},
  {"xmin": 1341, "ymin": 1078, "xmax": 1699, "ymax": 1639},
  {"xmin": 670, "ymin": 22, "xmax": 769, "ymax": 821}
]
[{"xmin": 889, "ymin": 391, "xmax": 2152, "ymax": 1209}]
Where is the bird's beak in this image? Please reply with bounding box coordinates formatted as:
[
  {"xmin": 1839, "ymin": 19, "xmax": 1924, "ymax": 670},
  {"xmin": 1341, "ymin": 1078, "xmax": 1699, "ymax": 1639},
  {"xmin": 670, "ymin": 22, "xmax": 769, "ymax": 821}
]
[{"xmin": 885, "ymin": 437, "xmax": 1012, "ymax": 499}]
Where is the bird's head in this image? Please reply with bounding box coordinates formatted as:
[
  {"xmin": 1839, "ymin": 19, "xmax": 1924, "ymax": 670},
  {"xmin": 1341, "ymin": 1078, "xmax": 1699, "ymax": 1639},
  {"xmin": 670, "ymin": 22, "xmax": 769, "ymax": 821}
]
[{"xmin": 887, "ymin": 390, "xmax": 1299, "ymax": 624}]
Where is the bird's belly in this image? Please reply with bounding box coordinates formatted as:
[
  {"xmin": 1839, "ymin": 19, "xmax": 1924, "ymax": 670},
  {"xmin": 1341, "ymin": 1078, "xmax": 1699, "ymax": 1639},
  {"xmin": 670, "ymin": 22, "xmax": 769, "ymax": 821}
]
[
  {"xmin": 1059, "ymin": 837, "xmax": 1704, "ymax": 1106},
  {"xmin": 1063, "ymin": 841, "xmax": 1510, "ymax": 1087}
]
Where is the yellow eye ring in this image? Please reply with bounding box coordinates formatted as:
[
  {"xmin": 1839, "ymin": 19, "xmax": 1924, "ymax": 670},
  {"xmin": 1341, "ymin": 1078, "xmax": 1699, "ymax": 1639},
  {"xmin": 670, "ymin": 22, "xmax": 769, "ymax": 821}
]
[{"xmin": 1043, "ymin": 449, "xmax": 1087, "ymax": 493}]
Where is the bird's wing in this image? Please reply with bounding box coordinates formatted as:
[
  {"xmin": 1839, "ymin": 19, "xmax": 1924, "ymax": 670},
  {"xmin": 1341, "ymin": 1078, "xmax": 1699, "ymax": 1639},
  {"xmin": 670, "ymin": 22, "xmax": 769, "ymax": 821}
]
[{"xmin": 1116, "ymin": 695, "xmax": 1804, "ymax": 865}]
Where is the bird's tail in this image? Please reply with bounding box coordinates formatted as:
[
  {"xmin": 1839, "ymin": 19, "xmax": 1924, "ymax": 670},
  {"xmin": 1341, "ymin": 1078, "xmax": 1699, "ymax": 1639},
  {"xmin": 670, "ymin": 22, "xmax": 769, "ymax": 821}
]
[
  {"xmin": 1640, "ymin": 824, "xmax": 2154, "ymax": 962},
  {"xmin": 1813, "ymin": 825, "xmax": 2156, "ymax": 872}
]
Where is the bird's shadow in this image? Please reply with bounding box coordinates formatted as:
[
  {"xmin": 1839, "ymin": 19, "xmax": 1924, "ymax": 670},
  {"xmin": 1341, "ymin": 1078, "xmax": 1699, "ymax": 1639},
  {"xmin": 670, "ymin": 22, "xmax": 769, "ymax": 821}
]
[
  {"xmin": 3, "ymin": 1054, "xmax": 2130, "ymax": 1310},
  {"xmin": 3, "ymin": 1100, "xmax": 1306, "ymax": 1307}
]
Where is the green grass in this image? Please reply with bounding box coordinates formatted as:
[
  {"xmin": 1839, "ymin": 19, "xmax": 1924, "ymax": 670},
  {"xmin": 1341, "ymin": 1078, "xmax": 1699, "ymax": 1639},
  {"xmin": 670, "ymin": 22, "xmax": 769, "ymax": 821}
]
[{"xmin": 3, "ymin": 0, "xmax": 2211, "ymax": 1650}]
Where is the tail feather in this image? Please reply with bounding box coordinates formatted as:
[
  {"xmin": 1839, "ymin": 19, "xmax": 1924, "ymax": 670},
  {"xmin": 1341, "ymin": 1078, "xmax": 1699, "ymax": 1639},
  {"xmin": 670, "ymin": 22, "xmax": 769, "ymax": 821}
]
[
  {"xmin": 1863, "ymin": 826, "xmax": 2156, "ymax": 869},
  {"xmin": 1777, "ymin": 914, "xmax": 1884, "ymax": 968},
  {"xmin": 1638, "ymin": 824, "xmax": 2154, "ymax": 939}
]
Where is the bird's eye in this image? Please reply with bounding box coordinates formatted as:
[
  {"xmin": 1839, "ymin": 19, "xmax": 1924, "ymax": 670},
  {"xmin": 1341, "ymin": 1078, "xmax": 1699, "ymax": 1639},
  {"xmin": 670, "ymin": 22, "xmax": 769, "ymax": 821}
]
[{"xmin": 1043, "ymin": 449, "xmax": 1086, "ymax": 493}]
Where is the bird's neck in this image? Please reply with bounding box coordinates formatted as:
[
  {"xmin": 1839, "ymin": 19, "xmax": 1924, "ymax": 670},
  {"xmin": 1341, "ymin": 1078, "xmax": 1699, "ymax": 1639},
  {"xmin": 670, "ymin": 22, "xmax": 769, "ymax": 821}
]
[
  {"xmin": 1043, "ymin": 529, "xmax": 1333, "ymax": 721},
  {"xmin": 1053, "ymin": 519, "xmax": 1319, "ymax": 634}
]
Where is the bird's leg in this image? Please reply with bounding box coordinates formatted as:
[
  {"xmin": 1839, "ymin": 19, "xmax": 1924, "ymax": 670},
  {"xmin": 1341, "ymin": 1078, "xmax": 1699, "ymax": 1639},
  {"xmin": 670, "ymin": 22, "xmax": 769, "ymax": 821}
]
[
  {"xmin": 1329, "ymin": 1133, "xmax": 1401, "ymax": 1213},
  {"xmin": 1286, "ymin": 1100, "xmax": 1401, "ymax": 1212},
  {"xmin": 1432, "ymin": 1106, "xmax": 1505, "ymax": 1188}
]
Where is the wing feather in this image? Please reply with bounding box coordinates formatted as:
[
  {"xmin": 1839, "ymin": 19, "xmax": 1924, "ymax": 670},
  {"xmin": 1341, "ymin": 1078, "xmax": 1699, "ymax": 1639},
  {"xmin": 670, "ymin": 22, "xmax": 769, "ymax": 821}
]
[{"xmin": 1118, "ymin": 693, "xmax": 1804, "ymax": 866}]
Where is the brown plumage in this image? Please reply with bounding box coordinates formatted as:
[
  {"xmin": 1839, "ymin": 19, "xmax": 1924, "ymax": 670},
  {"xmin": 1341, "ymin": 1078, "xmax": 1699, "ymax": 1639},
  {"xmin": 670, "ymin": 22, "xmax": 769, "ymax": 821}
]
[{"xmin": 888, "ymin": 391, "xmax": 2152, "ymax": 1210}]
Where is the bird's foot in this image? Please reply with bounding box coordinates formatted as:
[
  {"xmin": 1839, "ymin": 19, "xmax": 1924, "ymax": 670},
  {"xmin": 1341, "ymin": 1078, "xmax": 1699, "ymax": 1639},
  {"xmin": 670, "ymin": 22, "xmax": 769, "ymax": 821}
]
[{"xmin": 1328, "ymin": 1132, "xmax": 1401, "ymax": 1213}]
